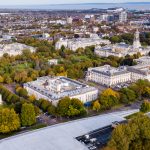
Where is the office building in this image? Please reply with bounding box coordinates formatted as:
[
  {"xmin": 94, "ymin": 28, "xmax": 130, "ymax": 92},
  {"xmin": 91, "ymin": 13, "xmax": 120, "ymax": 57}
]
[{"xmin": 24, "ymin": 76, "xmax": 99, "ymax": 105}]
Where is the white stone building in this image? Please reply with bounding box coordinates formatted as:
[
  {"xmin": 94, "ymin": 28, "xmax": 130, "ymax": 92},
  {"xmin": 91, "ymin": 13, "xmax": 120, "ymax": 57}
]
[
  {"xmin": 55, "ymin": 34, "xmax": 110, "ymax": 51},
  {"xmin": 0, "ymin": 43, "xmax": 36, "ymax": 57},
  {"xmin": 48, "ymin": 59, "xmax": 58, "ymax": 66},
  {"xmin": 95, "ymin": 29, "xmax": 150, "ymax": 57},
  {"xmin": 24, "ymin": 76, "xmax": 99, "ymax": 105},
  {"xmin": 86, "ymin": 63, "xmax": 150, "ymax": 87},
  {"xmin": 134, "ymin": 56, "xmax": 150, "ymax": 65},
  {"xmin": 119, "ymin": 11, "xmax": 127, "ymax": 22},
  {"xmin": 86, "ymin": 65, "xmax": 131, "ymax": 87},
  {"xmin": 67, "ymin": 16, "xmax": 73, "ymax": 24},
  {"xmin": 128, "ymin": 64, "xmax": 150, "ymax": 81}
]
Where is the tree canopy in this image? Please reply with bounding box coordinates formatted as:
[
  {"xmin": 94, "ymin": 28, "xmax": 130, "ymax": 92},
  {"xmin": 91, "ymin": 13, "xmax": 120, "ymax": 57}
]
[
  {"xmin": 21, "ymin": 103, "xmax": 36, "ymax": 126},
  {"xmin": 0, "ymin": 108, "xmax": 20, "ymax": 133},
  {"xmin": 106, "ymin": 114, "xmax": 150, "ymax": 150}
]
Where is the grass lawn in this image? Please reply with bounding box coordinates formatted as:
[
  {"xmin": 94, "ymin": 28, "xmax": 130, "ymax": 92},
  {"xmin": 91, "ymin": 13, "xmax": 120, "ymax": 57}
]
[{"xmin": 13, "ymin": 62, "xmax": 33, "ymax": 71}]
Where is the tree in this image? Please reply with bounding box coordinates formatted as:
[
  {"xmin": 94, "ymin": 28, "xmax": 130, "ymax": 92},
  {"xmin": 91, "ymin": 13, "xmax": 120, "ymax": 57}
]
[
  {"xmin": 71, "ymin": 98, "xmax": 86, "ymax": 116},
  {"xmin": 17, "ymin": 88, "xmax": 28, "ymax": 98},
  {"xmin": 120, "ymin": 88, "xmax": 136, "ymax": 103},
  {"xmin": 67, "ymin": 105, "xmax": 80, "ymax": 117},
  {"xmin": 47, "ymin": 104, "xmax": 56, "ymax": 115},
  {"xmin": 57, "ymin": 97, "xmax": 71, "ymax": 117},
  {"xmin": 130, "ymin": 79, "xmax": 150, "ymax": 100},
  {"xmin": 110, "ymin": 36, "xmax": 121, "ymax": 43},
  {"xmin": 57, "ymin": 97, "xmax": 86, "ymax": 117},
  {"xmin": 28, "ymin": 94, "xmax": 36, "ymax": 102},
  {"xmin": 4, "ymin": 75, "xmax": 12, "ymax": 84},
  {"xmin": 93, "ymin": 101, "xmax": 101, "ymax": 112},
  {"xmin": 40, "ymin": 99, "xmax": 51, "ymax": 112},
  {"xmin": 0, "ymin": 108, "xmax": 20, "ymax": 133},
  {"xmin": 0, "ymin": 75, "xmax": 4, "ymax": 83},
  {"xmin": 21, "ymin": 103, "xmax": 36, "ymax": 126},
  {"xmin": 143, "ymin": 87, "xmax": 150, "ymax": 98},
  {"xmin": 99, "ymin": 88, "xmax": 120, "ymax": 109},
  {"xmin": 140, "ymin": 100, "xmax": 150, "ymax": 113},
  {"xmin": 107, "ymin": 114, "xmax": 150, "ymax": 150}
]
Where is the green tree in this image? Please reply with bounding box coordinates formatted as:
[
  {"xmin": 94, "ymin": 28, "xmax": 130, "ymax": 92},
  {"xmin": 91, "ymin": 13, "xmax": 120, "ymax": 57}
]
[
  {"xmin": 0, "ymin": 75, "xmax": 4, "ymax": 83},
  {"xmin": 107, "ymin": 114, "xmax": 150, "ymax": 150},
  {"xmin": 0, "ymin": 108, "xmax": 20, "ymax": 133},
  {"xmin": 71, "ymin": 98, "xmax": 86, "ymax": 115},
  {"xmin": 40, "ymin": 99, "xmax": 51, "ymax": 112},
  {"xmin": 140, "ymin": 100, "xmax": 150, "ymax": 113},
  {"xmin": 120, "ymin": 88, "xmax": 136, "ymax": 103},
  {"xmin": 110, "ymin": 36, "xmax": 121, "ymax": 43},
  {"xmin": 47, "ymin": 104, "xmax": 56, "ymax": 115},
  {"xmin": 57, "ymin": 97, "xmax": 86, "ymax": 117},
  {"xmin": 17, "ymin": 88, "xmax": 28, "ymax": 98},
  {"xmin": 130, "ymin": 79, "xmax": 150, "ymax": 100},
  {"xmin": 57, "ymin": 97, "xmax": 71, "ymax": 117},
  {"xmin": 4, "ymin": 75, "xmax": 12, "ymax": 84},
  {"xmin": 21, "ymin": 103, "xmax": 36, "ymax": 126}
]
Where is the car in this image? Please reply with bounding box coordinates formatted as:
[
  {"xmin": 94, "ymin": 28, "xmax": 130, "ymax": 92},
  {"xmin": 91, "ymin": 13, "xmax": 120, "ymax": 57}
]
[
  {"xmin": 89, "ymin": 146, "xmax": 97, "ymax": 150},
  {"xmin": 112, "ymin": 121, "xmax": 120, "ymax": 128}
]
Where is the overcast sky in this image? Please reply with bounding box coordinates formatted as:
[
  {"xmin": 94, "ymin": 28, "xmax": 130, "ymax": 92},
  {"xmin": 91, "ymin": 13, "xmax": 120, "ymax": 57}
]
[{"xmin": 0, "ymin": 0, "xmax": 149, "ymax": 5}]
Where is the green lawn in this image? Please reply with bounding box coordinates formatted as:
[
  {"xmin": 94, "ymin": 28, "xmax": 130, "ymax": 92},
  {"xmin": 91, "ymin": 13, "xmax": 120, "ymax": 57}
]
[{"xmin": 13, "ymin": 62, "xmax": 33, "ymax": 71}]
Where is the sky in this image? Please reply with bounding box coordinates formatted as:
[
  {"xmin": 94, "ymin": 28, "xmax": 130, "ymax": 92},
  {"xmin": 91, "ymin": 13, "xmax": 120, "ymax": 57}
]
[{"xmin": 0, "ymin": 0, "xmax": 150, "ymax": 5}]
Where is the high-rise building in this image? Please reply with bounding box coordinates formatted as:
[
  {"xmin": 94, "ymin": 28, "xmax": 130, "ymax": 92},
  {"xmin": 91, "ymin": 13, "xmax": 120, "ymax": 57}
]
[
  {"xmin": 67, "ymin": 16, "xmax": 73, "ymax": 24},
  {"xmin": 119, "ymin": 11, "xmax": 127, "ymax": 22}
]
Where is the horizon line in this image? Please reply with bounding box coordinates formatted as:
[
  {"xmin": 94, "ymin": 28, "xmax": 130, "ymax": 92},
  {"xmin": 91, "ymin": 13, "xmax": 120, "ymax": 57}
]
[{"xmin": 0, "ymin": 1, "xmax": 150, "ymax": 6}]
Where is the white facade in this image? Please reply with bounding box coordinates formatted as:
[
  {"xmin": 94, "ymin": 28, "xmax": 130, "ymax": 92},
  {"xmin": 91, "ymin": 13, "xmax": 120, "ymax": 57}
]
[
  {"xmin": 55, "ymin": 35, "xmax": 110, "ymax": 51},
  {"xmin": 107, "ymin": 7, "xmax": 124, "ymax": 13},
  {"xmin": 86, "ymin": 64, "xmax": 150, "ymax": 87},
  {"xmin": 0, "ymin": 43, "xmax": 36, "ymax": 57},
  {"xmin": 67, "ymin": 17, "xmax": 73, "ymax": 24},
  {"xmin": 49, "ymin": 20, "xmax": 67, "ymax": 25},
  {"xmin": 119, "ymin": 11, "xmax": 127, "ymax": 22},
  {"xmin": 100, "ymin": 14, "xmax": 109, "ymax": 22},
  {"xmin": 48, "ymin": 59, "xmax": 58, "ymax": 66},
  {"xmin": 134, "ymin": 56, "xmax": 150, "ymax": 65},
  {"xmin": 86, "ymin": 65, "xmax": 131, "ymax": 86},
  {"xmin": 24, "ymin": 76, "xmax": 98, "ymax": 105},
  {"xmin": 42, "ymin": 33, "xmax": 50, "ymax": 38},
  {"xmin": 128, "ymin": 64, "xmax": 150, "ymax": 81}
]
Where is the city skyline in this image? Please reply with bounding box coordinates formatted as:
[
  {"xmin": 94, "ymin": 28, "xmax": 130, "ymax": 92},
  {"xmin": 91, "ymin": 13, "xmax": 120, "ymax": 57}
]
[{"xmin": 0, "ymin": 0, "xmax": 150, "ymax": 5}]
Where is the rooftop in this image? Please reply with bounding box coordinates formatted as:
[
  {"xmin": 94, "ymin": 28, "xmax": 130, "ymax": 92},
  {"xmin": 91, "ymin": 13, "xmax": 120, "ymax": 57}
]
[
  {"xmin": 24, "ymin": 76, "xmax": 98, "ymax": 101},
  {"xmin": 0, "ymin": 42, "xmax": 35, "ymax": 53},
  {"xmin": 0, "ymin": 109, "xmax": 139, "ymax": 150},
  {"xmin": 89, "ymin": 65, "xmax": 129, "ymax": 76},
  {"xmin": 134, "ymin": 56, "xmax": 150, "ymax": 64},
  {"xmin": 128, "ymin": 64, "xmax": 150, "ymax": 75}
]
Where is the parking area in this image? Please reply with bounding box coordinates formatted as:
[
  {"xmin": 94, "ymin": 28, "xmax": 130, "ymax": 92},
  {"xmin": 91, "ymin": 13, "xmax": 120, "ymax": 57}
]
[
  {"xmin": 76, "ymin": 121, "xmax": 127, "ymax": 150},
  {"xmin": 79, "ymin": 79, "xmax": 134, "ymax": 94},
  {"xmin": 112, "ymin": 81, "xmax": 133, "ymax": 90},
  {"xmin": 76, "ymin": 125, "xmax": 113, "ymax": 150},
  {"xmin": 37, "ymin": 113, "xmax": 58, "ymax": 125}
]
